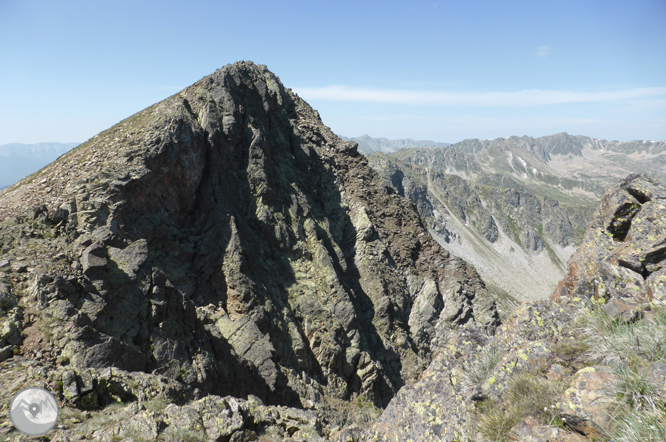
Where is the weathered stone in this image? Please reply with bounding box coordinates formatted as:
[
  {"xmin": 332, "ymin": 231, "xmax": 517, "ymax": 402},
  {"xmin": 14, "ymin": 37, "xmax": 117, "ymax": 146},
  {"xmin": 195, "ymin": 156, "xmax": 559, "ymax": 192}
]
[
  {"xmin": 63, "ymin": 326, "xmax": 147, "ymax": 372},
  {"xmin": 190, "ymin": 396, "xmax": 248, "ymax": 440},
  {"xmin": 62, "ymin": 369, "xmax": 80, "ymax": 402},
  {"xmin": 558, "ymin": 366, "xmax": 615, "ymax": 439},
  {"xmin": 107, "ymin": 239, "xmax": 148, "ymax": 280},
  {"xmin": 11, "ymin": 260, "xmax": 28, "ymax": 273},
  {"xmin": 508, "ymin": 416, "xmax": 586, "ymax": 442},
  {"xmin": 80, "ymin": 242, "xmax": 108, "ymax": 275},
  {"xmin": 123, "ymin": 410, "xmax": 161, "ymax": 440},
  {"xmin": 0, "ymin": 317, "xmax": 20, "ymax": 346},
  {"xmin": 603, "ymin": 297, "xmax": 642, "ymax": 322},
  {"xmin": 553, "ymin": 174, "xmax": 666, "ymax": 311},
  {"xmin": 546, "ymin": 363, "xmax": 567, "ymax": 381},
  {"xmin": 0, "ymin": 345, "xmax": 13, "ymax": 362},
  {"xmin": 0, "ymin": 283, "xmax": 17, "ymax": 311}
]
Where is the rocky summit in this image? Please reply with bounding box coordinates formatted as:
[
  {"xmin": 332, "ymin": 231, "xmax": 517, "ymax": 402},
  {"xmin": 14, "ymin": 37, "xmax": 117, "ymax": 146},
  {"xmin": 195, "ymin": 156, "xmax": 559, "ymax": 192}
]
[{"xmin": 0, "ymin": 61, "xmax": 499, "ymax": 440}]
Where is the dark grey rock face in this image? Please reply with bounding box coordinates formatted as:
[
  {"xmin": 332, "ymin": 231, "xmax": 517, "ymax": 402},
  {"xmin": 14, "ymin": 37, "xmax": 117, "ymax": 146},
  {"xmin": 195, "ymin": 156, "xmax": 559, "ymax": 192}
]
[{"xmin": 0, "ymin": 61, "xmax": 498, "ymax": 439}]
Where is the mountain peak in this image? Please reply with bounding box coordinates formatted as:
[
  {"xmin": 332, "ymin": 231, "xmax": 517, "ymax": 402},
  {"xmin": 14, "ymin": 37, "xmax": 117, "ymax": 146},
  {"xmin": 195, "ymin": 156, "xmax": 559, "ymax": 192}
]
[{"xmin": 0, "ymin": 62, "xmax": 497, "ymax": 426}]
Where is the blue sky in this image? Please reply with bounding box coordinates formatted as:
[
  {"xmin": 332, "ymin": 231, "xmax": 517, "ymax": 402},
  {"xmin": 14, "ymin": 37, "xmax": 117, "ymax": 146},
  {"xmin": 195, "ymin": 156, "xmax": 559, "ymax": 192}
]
[{"xmin": 1, "ymin": 0, "xmax": 665, "ymax": 145}]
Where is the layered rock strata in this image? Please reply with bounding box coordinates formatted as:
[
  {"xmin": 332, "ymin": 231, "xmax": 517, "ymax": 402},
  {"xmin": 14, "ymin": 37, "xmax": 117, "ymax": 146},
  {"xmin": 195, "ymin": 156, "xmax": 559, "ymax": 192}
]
[{"xmin": 0, "ymin": 61, "xmax": 498, "ymax": 439}]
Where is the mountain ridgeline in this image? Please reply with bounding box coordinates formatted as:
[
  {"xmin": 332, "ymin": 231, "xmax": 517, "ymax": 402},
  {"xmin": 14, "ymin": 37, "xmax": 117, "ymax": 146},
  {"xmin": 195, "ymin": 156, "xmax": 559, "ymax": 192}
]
[
  {"xmin": 340, "ymin": 135, "xmax": 450, "ymax": 155},
  {"xmin": 1, "ymin": 62, "xmax": 664, "ymax": 441},
  {"xmin": 0, "ymin": 62, "xmax": 498, "ymax": 439},
  {"xmin": 367, "ymin": 133, "xmax": 666, "ymax": 304}
]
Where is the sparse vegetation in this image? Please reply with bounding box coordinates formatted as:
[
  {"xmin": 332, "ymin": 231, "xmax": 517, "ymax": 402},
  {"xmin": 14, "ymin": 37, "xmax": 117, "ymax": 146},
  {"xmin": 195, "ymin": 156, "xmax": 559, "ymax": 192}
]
[
  {"xmin": 475, "ymin": 373, "xmax": 563, "ymax": 441},
  {"xmin": 583, "ymin": 306, "xmax": 666, "ymax": 368},
  {"xmin": 35, "ymin": 313, "xmax": 61, "ymax": 341},
  {"xmin": 475, "ymin": 399, "xmax": 516, "ymax": 442},
  {"xmin": 505, "ymin": 374, "xmax": 563, "ymax": 426},
  {"xmin": 119, "ymin": 427, "xmax": 152, "ymax": 442},
  {"xmin": 551, "ymin": 337, "xmax": 590, "ymax": 366},
  {"xmin": 143, "ymin": 394, "xmax": 168, "ymax": 412},
  {"xmin": 59, "ymin": 407, "xmax": 90, "ymax": 429},
  {"xmin": 459, "ymin": 344, "xmax": 502, "ymax": 397},
  {"xmin": 582, "ymin": 306, "xmax": 666, "ymax": 441},
  {"xmin": 606, "ymin": 405, "xmax": 666, "ymax": 442}
]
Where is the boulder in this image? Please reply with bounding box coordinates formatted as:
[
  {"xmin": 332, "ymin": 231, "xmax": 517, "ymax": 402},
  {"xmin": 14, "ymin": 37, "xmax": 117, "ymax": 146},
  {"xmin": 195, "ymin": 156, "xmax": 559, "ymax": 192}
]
[
  {"xmin": 553, "ymin": 174, "xmax": 666, "ymax": 309},
  {"xmin": 558, "ymin": 366, "xmax": 615, "ymax": 439}
]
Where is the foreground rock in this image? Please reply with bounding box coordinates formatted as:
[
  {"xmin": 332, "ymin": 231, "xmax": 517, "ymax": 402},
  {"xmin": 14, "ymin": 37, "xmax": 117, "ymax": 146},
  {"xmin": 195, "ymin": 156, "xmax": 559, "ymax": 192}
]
[
  {"xmin": 0, "ymin": 61, "xmax": 498, "ymax": 439},
  {"xmin": 362, "ymin": 174, "xmax": 666, "ymax": 441},
  {"xmin": 553, "ymin": 173, "xmax": 666, "ymax": 317}
]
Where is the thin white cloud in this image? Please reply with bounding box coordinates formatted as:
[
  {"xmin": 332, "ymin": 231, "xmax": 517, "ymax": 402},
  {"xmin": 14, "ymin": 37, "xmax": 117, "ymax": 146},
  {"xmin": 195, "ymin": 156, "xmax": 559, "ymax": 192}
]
[
  {"xmin": 294, "ymin": 86, "xmax": 666, "ymax": 107},
  {"xmin": 359, "ymin": 115, "xmax": 438, "ymax": 121},
  {"xmin": 536, "ymin": 45, "xmax": 551, "ymax": 58}
]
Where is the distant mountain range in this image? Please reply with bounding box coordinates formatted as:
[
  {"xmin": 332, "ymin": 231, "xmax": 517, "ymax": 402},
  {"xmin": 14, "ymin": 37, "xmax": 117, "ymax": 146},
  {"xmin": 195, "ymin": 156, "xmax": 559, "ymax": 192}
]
[
  {"xmin": 367, "ymin": 132, "xmax": 666, "ymax": 306},
  {"xmin": 0, "ymin": 142, "xmax": 79, "ymax": 189},
  {"xmin": 340, "ymin": 135, "xmax": 450, "ymax": 154}
]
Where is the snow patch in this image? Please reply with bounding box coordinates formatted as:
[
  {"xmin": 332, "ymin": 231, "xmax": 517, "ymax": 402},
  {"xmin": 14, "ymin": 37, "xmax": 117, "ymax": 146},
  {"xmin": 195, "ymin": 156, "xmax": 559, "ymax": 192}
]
[{"xmin": 517, "ymin": 156, "xmax": 527, "ymax": 169}]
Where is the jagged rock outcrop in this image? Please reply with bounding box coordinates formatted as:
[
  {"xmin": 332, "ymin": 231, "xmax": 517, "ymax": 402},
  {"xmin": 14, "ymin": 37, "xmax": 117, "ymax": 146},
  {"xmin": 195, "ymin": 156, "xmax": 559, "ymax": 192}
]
[
  {"xmin": 553, "ymin": 173, "xmax": 666, "ymax": 318},
  {"xmin": 363, "ymin": 174, "xmax": 666, "ymax": 441},
  {"xmin": 0, "ymin": 61, "xmax": 498, "ymax": 439}
]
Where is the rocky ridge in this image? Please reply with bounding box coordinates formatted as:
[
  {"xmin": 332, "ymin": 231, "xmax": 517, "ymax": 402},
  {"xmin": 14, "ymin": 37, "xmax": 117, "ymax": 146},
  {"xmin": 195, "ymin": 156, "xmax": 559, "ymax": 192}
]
[
  {"xmin": 552, "ymin": 173, "xmax": 666, "ymax": 319},
  {"xmin": 450, "ymin": 133, "xmax": 666, "ymax": 188},
  {"xmin": 0, "ymin": 61, "xmax": 498, "ymax": 440},
  {"xmin": 369, "ymin": 148, "xmax": 595, "ymax": 305},
  {"xmin": 361, "ymin": 173, "xmax": 666, "ymax": 441}
]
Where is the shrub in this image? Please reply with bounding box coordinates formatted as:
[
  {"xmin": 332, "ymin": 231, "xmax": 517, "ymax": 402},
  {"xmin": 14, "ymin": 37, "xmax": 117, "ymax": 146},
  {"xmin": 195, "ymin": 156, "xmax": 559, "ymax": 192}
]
[
  {"xmin": 476, "ymin": 399, "xmax": 517, "ymax": 442},
  {"xmin": 505, "ymin": 373, "xmax": 562, "ymax": 426}
]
